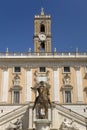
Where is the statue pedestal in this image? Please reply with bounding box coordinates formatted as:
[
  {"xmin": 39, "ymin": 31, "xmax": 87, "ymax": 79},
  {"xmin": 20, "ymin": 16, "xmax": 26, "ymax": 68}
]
[{"xmin": 34, "ymin": 119, "xmax": 51, "ymax": 130}]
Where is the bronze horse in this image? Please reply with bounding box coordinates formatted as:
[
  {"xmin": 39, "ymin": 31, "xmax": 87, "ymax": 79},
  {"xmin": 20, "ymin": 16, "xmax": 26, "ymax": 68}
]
[{"xmin": 32, "ymin": 82, "xmax": 51, "ymax": 119}]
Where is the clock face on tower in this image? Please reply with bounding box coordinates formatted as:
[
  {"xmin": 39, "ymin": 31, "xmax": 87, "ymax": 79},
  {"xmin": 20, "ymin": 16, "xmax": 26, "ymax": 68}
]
[{"xmin": 38, "ymin": 33, "xmax": 46, "ymax": 41}]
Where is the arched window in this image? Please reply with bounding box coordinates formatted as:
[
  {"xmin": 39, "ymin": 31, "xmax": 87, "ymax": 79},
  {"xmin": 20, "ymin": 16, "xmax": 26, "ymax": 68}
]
[
  {"xmin": 40, "ymin": 42, "xmax": 45, "ymax": 52},
  {"xmin": 40, "ymin": 24, "xmax": 45, "ymax": 32}
]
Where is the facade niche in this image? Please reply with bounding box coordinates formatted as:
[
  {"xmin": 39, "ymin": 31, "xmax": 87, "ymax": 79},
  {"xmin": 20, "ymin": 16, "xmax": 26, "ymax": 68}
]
[
  {"xmin": 13, "ymin": 74, "xmax": 20, "ymax": 86},
  {"xmin": 63, "ymin": 74, "xmax": 71, "ymax": 85}
]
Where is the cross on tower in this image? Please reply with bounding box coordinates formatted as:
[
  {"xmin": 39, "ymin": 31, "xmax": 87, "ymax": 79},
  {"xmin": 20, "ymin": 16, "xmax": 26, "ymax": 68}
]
[{"xmin": 41, "ymin": 7, "xmax": 44, "ymax": 15}]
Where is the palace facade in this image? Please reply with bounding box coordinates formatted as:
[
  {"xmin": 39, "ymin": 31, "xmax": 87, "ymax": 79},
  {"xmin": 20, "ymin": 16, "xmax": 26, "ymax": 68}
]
[{"xmin": 0, "ymin": 8, "xmax": 87, "ymax": 130}]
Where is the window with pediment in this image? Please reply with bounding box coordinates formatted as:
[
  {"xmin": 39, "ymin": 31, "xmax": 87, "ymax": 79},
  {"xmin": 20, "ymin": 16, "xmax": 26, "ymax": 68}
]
[
  {"xmin": 13, "ymin": 91, "xmax": 20, "ymax": 104},
  {"xmin": 65, "ymin": 90, "xmax": 71, "ymax": 103},
  {"xmin": 11, "ymin": 74, "xmax": 22, "ymax": 104},
  {"xmin": 62, "ymin": 74, "xmax": 72, "ymax": 103},
  {"xmin": 62, "ymin": 86, "xmax": 73, "ymax": 103}
]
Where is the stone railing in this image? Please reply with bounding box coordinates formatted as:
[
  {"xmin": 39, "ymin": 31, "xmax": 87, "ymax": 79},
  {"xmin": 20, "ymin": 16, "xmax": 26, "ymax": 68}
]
[
  {"xmin": 53, "ymin": 103, "xmax": 86, "ymax": 124},
  {"xmin": 0, "ymin": 104, "xmax": 28, "ymax": 126},
  {"xmin": 0, "ymin": 52, "xmax": 87, "ymax": 58}
]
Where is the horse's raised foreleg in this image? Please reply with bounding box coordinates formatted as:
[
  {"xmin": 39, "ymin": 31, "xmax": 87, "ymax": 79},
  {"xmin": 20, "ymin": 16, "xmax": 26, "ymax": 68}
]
[{"xmin": 33, "ymin": 96, "xmax": 39, "ymax": 110}]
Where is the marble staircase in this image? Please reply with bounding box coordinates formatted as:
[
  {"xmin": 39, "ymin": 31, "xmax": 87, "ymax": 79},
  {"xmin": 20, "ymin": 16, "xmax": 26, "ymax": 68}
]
[
  {"xmin": 0, "ymin": 103, "xmax": 87, "ymax": 130},
  {"xmin": 63, "ymin": 104, "xmax": 87, "ymax": 117},
  {"xmin": 0, "ymin": 104, "xmax": 29, "ymax": 130},
  {"xmin": 0, "ymin": 105, "xmax": 22, "ymax": 117}
]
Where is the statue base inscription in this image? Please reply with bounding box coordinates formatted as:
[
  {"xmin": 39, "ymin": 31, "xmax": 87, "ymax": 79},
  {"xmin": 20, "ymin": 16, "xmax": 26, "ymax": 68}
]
[{"xmin": 34, "ymin": 119, "xmax": 51, "ymax": 130}]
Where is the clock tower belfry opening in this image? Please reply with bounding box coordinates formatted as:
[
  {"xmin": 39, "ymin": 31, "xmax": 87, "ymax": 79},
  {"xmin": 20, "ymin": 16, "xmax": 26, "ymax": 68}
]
[{"xmin": 33, "ymin": 8, "xmax": 52, "ymax": 53}]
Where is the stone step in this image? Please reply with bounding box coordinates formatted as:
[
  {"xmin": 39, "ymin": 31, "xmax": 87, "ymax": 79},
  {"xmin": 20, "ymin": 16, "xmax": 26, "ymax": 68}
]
[
  {"xmin": 0, "ymin": 105, "xmax": 21, "ymax": 117},
  {"xmin": 63, "ymin": 105, "xmax": 87, "ymax": 117}
]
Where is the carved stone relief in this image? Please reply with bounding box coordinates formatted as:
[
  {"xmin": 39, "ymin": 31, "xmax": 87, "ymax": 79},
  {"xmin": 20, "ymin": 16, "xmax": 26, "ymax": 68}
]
[
  {"xmin": 12, "ymin": 74, "xmax": 20, "ymax": 86},
  {"xmin": 6, "ymin": 118, "xmax": 23, "ymax": 130},
  {"xmin": 1, "ymin": 65, "xmax": 8, "ymax": 71},
  {"xmin": 59, "ymin": 118, "xmax": 79, "ymax": 130},
  {"xmin": 63, "ymin": 74, "xmax": 71, "ymax": 85},
  {"xmin": 34, "ymin": 70, "xmax": 50, "ymax": 83}
]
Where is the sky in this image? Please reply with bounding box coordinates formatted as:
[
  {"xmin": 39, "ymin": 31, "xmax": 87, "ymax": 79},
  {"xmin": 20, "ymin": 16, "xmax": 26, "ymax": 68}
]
[{"xmin": 0, "ymin": 0, "xmax": 87, "ymax": 52}]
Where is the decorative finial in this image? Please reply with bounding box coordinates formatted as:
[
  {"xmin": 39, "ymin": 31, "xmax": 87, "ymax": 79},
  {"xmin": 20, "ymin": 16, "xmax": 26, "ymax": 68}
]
[
  {"xmin": 41, "ymin": 7, "xmax": 44, "ymax": 15},
  {"xmin": 28, "ymin": 48, "xmax": 31, "ymax": 52},
  {"xmin": 76, "ymin": 47, "xmax": 78, "ymax": 53},
  {"xmin": 6, "ymin": 48, "xmax": 8, "ymax": 52},
  {"xmin": 54, "ymin": 48, "xmax": 56, "ymax": 52}
]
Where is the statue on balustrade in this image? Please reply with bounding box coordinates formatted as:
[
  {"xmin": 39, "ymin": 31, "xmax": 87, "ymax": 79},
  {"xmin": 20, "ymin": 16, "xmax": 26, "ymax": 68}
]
[{"xmin": 31, "ymin": 81, "xmax": 51, "ymax": 119}]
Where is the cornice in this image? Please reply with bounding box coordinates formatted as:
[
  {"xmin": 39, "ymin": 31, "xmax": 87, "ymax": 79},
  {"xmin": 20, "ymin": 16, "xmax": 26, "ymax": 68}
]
[{"xmin": 0, "ymin": 61, "xmax": 87, "ymax": 68}]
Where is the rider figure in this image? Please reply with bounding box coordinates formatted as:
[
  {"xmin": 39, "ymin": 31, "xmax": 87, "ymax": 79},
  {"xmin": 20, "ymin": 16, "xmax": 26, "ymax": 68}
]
[{"xmin": 31, "ymin": 81, "xmax": 51, "ymax": 119}]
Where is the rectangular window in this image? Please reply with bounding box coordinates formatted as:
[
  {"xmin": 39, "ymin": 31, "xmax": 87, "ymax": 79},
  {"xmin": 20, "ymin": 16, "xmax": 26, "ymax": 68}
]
[
  {"xmin": 14, "ymin": 91, "xmax": 20, "ymax": 104},
  {"xmin": 65, "ymin": 91, "xmax": 71, "ymax": 103},
  {"xmin": 14, "ymin": 67, "xmax": 21, "ymax": 73},
  {"xmin": 63, "ymin": 67, "xmax": 70, "ymax": 73},
  {"xmin": 39, "ymin": 67, "xmax": 46, "ymax": 72},
  {"xmin": 85, "ymin": 66, "xmax": 87, "ymax": 73}
]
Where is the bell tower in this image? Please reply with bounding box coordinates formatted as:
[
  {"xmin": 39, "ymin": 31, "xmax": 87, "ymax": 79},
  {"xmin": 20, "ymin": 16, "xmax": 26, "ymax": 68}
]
[{"xmin": 34, "ymin": 8, "xmax": 52, "ymax": 52}]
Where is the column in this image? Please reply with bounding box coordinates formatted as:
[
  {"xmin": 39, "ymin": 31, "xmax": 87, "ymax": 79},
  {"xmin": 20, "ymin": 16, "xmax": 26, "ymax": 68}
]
[
  {"xmin": 25, "ymin": 67, "xmax": 32, "ymax": 102},
  {"xmin": 48, "ymin": 108, "xmax": 51, "ymax": 121},
  {"xmin": 28, "ymin": 107, "xmax": 33, "ymax": 129},
  {"xmin": 52, "ymin": 66, "xmax": 60, "ymax": 102},
  {"xmin": 51, "ymin": 105, "xmax": 56, "ymax": 128},
  {"xmin": 1, "ymin": 66, "xmax": 9, "ymax": 103},
  {"xmin": 75, "ymin": 66, "xmax": 83, "ymax": 103}
]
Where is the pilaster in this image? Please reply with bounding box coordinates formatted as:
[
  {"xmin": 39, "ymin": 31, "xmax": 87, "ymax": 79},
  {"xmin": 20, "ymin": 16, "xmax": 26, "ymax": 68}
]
[
  {"xmin": 75, "ymin": 66, "xmax": 83, "ymax": 103},
  {"xmin": 25, "ymin": 66, "xmax": 32, "ymax": 102},
  {"xmin": 1, "ymin": 66, "xmax": 9, "ymax": 103},
  {"xmin": 52, "ymin": 66, "xmax": 60, "ymax": 102},
  {"xmin": 28, "ymin": 107, "xmax": 33, "ymax": 129}
]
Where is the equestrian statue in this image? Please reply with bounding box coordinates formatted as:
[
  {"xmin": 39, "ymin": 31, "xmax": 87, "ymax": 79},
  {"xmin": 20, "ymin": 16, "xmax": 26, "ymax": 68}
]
[{"xmin": 31, "ymin": 81, "xmax": 51, "ymax": 119}]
